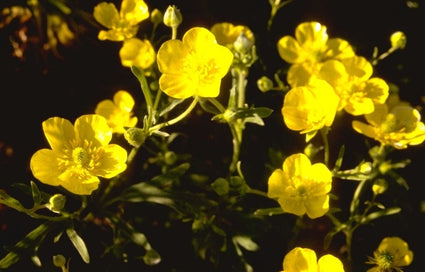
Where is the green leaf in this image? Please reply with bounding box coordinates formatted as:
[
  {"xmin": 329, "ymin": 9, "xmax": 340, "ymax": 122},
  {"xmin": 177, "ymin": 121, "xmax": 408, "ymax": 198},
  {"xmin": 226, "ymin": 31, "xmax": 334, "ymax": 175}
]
[
  {"xmin": 66, "ymin": 228, "xmax": 90, "ymax": 264},
  {"xmin": 361, "ymin": 207, "xmax": 401, "ymax": 224},
  {"xmin": 232, "ymin": 236, "xmax": 259, "ymax": 252},
  {"xmin": 119, "ymin": 182, "xmax": 174, "ymax": 206},
  {"xmin": 30, "ymin": 181, "xmax": 42, "ymax": 207},
  {"xmin": 151, "ymin": 163, "xmax": 191, "ymax": 187},
  {"xmin": 253, "ymin": 207, "xmax": 285, "ymax": 216},
  {"xmin": 0, "ymin": 223, "xmax": 50, "ymax": 269},
  {"xmin": 159, "ymin": 98, "xmax": 186, "ymax": 117},
  {"xmin": 0, "ymin": 190, "xmax": 26, "ymax": 212},
  {"xmin": 109, "ymin": 214, "xmax": 161, "ymax": 266}
]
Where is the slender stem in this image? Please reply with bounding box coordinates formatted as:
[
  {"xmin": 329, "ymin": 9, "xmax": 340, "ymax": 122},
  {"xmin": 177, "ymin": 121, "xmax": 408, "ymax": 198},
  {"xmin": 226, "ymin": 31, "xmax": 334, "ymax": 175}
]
[
  {"xmin": 171, "ymin": 27, "xmax": 178, "ymax": 40},
  {"xmin": 320, "ymin": 127, "xmax": 330, "ymax": 166},
  {"xmin": 247, "ymin": 188, "xmax": 269, "ymax": 198},
  {"xmin": 208, "ymin": 98, "xmax": 226, "ymax": 113},
  {"xmin": 149, "ymin": 96, "xmax": 199, "ymax": 133}
]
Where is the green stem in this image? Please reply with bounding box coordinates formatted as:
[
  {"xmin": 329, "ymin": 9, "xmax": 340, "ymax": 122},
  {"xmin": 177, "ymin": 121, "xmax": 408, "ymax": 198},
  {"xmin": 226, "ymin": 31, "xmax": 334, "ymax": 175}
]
[
  {"xmin": 149, "ymin": 96, "xmax": 199, "ymax": 134},
  {"xmin": 320, "ymin": 127, "xmax": 330, "ymax": 166},
  {"xmin": 247, "ymin": 188, "xmax": 269, "ymax": 198}
]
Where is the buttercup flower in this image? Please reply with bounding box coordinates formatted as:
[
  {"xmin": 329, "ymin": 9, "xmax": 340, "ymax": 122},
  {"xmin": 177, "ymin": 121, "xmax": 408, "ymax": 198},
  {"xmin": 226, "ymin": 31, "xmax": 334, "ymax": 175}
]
[
  {"xmin": 268, "ymin": 153, "xmax": 333, "ymax": 219},
  {"xmin": 367, "ymin": 237, "xmax": 413, "ymax": 272},
  {"xmin": 278, "ymin": 21, "xmax": 355, "ymax": 88},
  {"xmin": 93, "ymin": 0, "xmax": 149, "ymax": 41},
  {"xmin": 281, "ymin": 247, "xmax": 345, "ymax": 272},
  {"xmin": 119, "ymin": 38, "xmax": 155, "ymax": 69},
  {"xmin": 210, "ymin": 22, "xmax": 254, "ymax": 49},
  {"xmin": 282, "ymin": 79, "xmax": 339, "ymax": 139},
  {"xmin": 156, "ymin": 27, "xmax": 233, "ymax": 99},
  {"xmin": 277, "ymin": 21, "xmax": 354, "ymax": 65},
  {"xmin": 352, "ymin": 100, "xmax": 425, "ymax": 149},
  {"xmin": 319, "ymin": 56, "xmax": 389, "ymax": 115},
  {"xmin": 95, "ymin": 90, "xmax": 138, "ymax": 134},
  {"xmin": 30, "ymin": 114, "xmax": 128, "ymax": 195}
]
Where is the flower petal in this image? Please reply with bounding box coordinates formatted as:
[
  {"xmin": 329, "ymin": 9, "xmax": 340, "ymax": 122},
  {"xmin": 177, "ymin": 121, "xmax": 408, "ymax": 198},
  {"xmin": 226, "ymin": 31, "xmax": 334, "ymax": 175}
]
[
  {"xmin": 277, "ymin": 36, "xmax": 306, "ymax": 64},
  {"xmin": 58, "ymin": 169, "xmax": 100, "ymax": 195},
  {"xmin": 283, "ymin": 247, "xmax": 318, "ymax": 272},
  {"xmin": 157, "ymin": 39, "xmax": 188, "ymax": 74},
  {"xmin": 30, "ymin": 149, "xmax": 63, "ymax": 187},
  {"xmin": 93, "ymin": 2, "xmax": 119, "ymax": 29},
  {"xmin": 120, "ymin": 0, "xmax": 149, "ymax": 26},
  {"xmin": 74, "ymin": 114, "xmax": 112, "ymax": 147},
  {"xmin": 318, "ymin": 254, "xmax": 345, "ymax": 272},
  {"xmin": 305, "ymin": 194, "xmax": 329, "ymax": 219},
  {"xmin": 90, "ymin": 144, "xmax": 127, "ymax": 178},
  {"xmin": 42, "ymin": 117, "xmax": 75, "ymax": 152},
  {"xmin": 159, "ymin": 74, "xmax": 196, "ymax": 99}
]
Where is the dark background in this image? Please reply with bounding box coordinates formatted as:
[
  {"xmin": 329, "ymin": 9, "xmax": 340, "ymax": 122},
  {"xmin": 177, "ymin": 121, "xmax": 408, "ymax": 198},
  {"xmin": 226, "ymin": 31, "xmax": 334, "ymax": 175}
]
[{"xmin": 1, "ymin": 0, "xmax": 424, "ymax": 271}]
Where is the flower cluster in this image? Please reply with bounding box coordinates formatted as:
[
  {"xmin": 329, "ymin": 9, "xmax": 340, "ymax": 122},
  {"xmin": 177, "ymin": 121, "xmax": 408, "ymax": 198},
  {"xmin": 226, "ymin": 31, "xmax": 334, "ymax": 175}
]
[{"xmin": 0, "ymin": 1, "xmax": 422, "ymax": 272}]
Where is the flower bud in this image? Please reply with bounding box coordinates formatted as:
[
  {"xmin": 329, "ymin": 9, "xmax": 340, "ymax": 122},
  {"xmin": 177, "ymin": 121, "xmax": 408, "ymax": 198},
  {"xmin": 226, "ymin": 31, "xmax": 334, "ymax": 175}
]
[
  {"xmin": 163, "ymin": 5, "xmax": 182, "ymax": 28},
  {"xmin": 124, "ymin": 127, "xmax": 147, "ymax": 148},
  {"xmin": 390, "ymin": 31, "xmax": 406, "ymax": 49},
  {"xmin": 150, "ymin": 9, "xmax": 163, "ymax": 25},
  {"xmin": 372, "ymin": 179, "xmax": 388, "ymax": 195},
  {"xmin": 233, "ymin": 31, "xmax": 253, "ymax": 54},
  {"xmin": 47, "ymin": 194, "xmax": 66, "ymax": 213},
  {"xmin": 211, "ymin": 178, "xmax": 230, "ymax": 196},
  {"xmin": 257, "ymin": 76, "xmax": 274, "ymax": 92},
  {"xmin": 53, "ymin": 254, "xmax": 67, "ymax": 267}
]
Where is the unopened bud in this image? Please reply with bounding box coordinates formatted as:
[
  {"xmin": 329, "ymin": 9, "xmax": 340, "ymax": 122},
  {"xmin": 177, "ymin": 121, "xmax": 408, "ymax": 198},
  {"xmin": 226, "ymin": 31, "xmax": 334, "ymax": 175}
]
[
  {"xmin": 163, "ymin": 5, "xmax": 182, "ymax": 28},
  {"xmin": 372, "ymin": 179, "xmax": 388, "ymax": 195},
  {"xmin": 390, "ymin": 31, "xmax": 406, "ymax": 49},
  {"xmin": 150, "ymin": 9, "xmax": 163, "ymax": 25},
  {"xmin": 47, "ymin": 194, "xmax": 66, "ymax": 213},
  {"xmin": 257, "ymin": 76, "xmax": 274, "ymax": 92},
  {"xmin": 53, "ymin": 254, "xmax": 67, "ymax": 267},
  {"xmin": 234, "ymin": 32, "xmax": 253, "ymax": 54},
  {"xmin": 124, "ymin": 127, "xmax": 147, "ymax": 148}
]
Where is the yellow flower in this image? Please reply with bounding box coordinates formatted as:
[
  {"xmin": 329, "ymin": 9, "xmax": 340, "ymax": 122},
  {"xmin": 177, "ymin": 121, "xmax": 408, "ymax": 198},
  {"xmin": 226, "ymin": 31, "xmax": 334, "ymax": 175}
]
[
  {"xmin": 367, "ymin": 237, "xmax": 413, "ymax": 272},
  {"xmin": 95, "ymin": 90, "xmax": 138, "ymax": 134},
  {"xmin": 210, "ymin": 22, "xmax": 255, "ymax": 48},
  {"xmin": 30, "ymin": 115, "xmax": 128, "ymax": 195},
  {"xmin": 282, "ymin": 79, "xmax": 339, "ymax": 138},
  {"xmin": 156, "ymin": 27, "xmax": 233, "ymax": 99},
  {"xmin": 280, "ymin": 247, "xmax": 344, "ymax": 272},
  {"xmin": 93, "ymin": 0, "xmax": 149, "ymax": 41},
  {"xmin": 319, "ymin": 56, "xmax": 389, "ymax": 115},
  {"xmin": 352, "ymin": 100, "xmax": 425, "ymax": 149},
  {"xmin": 119, "ymin": 38, "xmax": 155, "ymax": 69},
  {"xmin": 268, "ymin": 153, "xmax": 333, "ymax": 219},
  {"xmin": 277, "ymin": 21, "xmax": 354, "ymax": 65}
]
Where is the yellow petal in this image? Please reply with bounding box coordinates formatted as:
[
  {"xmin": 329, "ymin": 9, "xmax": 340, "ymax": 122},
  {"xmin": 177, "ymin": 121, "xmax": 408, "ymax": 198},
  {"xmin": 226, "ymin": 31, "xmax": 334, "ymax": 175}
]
[
  {"xmin": 120, "ymin": 0, "xmax": 149, "ymax": 26},
  {"xmin": 30, "ymin": 149, "xmax": 63, "ymax": 187},
  {"xmin": 267, "ymin": 169, "xmax": 286, "ymax": 199},
  {"xmin": 277, "ymin": 36, "xmax": 306, "ymax": 64},
  {"xmin": 58, "ymin": 169, "xmax": 100, "ymax": 195},
  {"xmin": 74, "ymin": 114, "xmax": 112, "ymax": 146},
  {"xmin": 114, "ymin": 90, "xmax": 135, "ymax": 112},
  {"xmin": 42, "ymin": 117, "xmax": 75, "ymax": 152},
  {"xmin": 295, "ymin": 21, "xmax": 328, "ymax": 53},
  {"xmin": 363, "ymin": 77, "xmax": 389, "ymax": 104},
  {"xmin": 90, "ymin": 144, "xmax": 128, "ymax": 178},
  {"xmin": 325, "ymin": 38, "xmax": 355, "ymax": 59},
  {"xmin": 283, "ymin": 153, "xmax": 311, "ymax": 179},
  {"xmin": 318, "ymin": 254, "xmax": 345, "ymax": 272},
  {"xmin": 159, "ymin": 74, "xmax": 196, "ymax": 99},
  {"xmin": 283, "ymin": 247, "xmax": 318, "ymax": 272},
  {"xmin": 93, "ymin": 2, "xmax": 119, "ymax": 29},
  {"xmin": 119, "ymin": 38, "xmax": 155, "ymax": 69},
  {"xmin": 304, "ymin": 194, "xmax": 329, "ymax": 219},
  {"xmin": 157, "ymin": 39, "xmax": 188, "ymax": 74},
  {"xmin": 183, "ymin": 27, "xmax": 218, "ymax": 54},
  {"xmin": 342, "ymin": 56, "xmax": 373, "ymax": 80}
]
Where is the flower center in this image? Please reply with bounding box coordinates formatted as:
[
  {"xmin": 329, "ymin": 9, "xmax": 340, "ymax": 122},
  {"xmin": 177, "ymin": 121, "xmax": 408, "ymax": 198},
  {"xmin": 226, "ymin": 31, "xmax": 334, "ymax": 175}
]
[
  {"xmin": 72, "ymin": 147, "xmax": 91, "ymax": 168},
  {"xmin": 376, "ymin": 251, "xmax": 394, "ymax": 270}
]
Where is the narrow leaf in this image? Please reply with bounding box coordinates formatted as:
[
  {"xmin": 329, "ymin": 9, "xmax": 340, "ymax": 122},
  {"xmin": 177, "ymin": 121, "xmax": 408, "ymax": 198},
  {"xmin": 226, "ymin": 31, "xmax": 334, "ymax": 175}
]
[{"xmin": 66, "ymin": 228, "xmax": 90, "ymax": 264}]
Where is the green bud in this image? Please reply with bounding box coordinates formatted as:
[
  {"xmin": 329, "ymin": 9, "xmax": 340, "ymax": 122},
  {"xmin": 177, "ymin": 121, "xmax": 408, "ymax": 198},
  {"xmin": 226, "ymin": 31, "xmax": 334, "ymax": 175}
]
[
  {"xmin": 163, "ymin": 5, "xmax": 182, "ymax": 28},
  {"xmin": 211, "ymin": 178, "xmax": 230, "ymax": 196},
  {"xmin": 359, "ymin": 161, "xmax": 372, "ymax": 174},
  {"xmin": 47, "ymin": 194, "xmax": 66, "ymax": 213},
  {"xmin": 53, "ymin": 254, "xmax": 66, "ymax": 267},
  {"xmin": 390, "ymin": 31, "xmax": 406, "ymax": 49},
  {"xmin": 150, "ymin": 9, "xmax": 163, "ymax": 25},
  {"xmin": 124, "ymin": 127, "xmax": 147, "ymax": 148},
  {"xmin": 164, "ymin": 151, "xmax": 177, "ymax": 165},
  {"xmin": 234, "ymin": 32, "xmax": 253, "ymax": 54},
  {"xmin": 372, "ymin": 179, "xmax": 388, "ymax": 195},
  {"xmin": 257, "ymin": 76, "xmax": 274, "ymax": 92}
]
